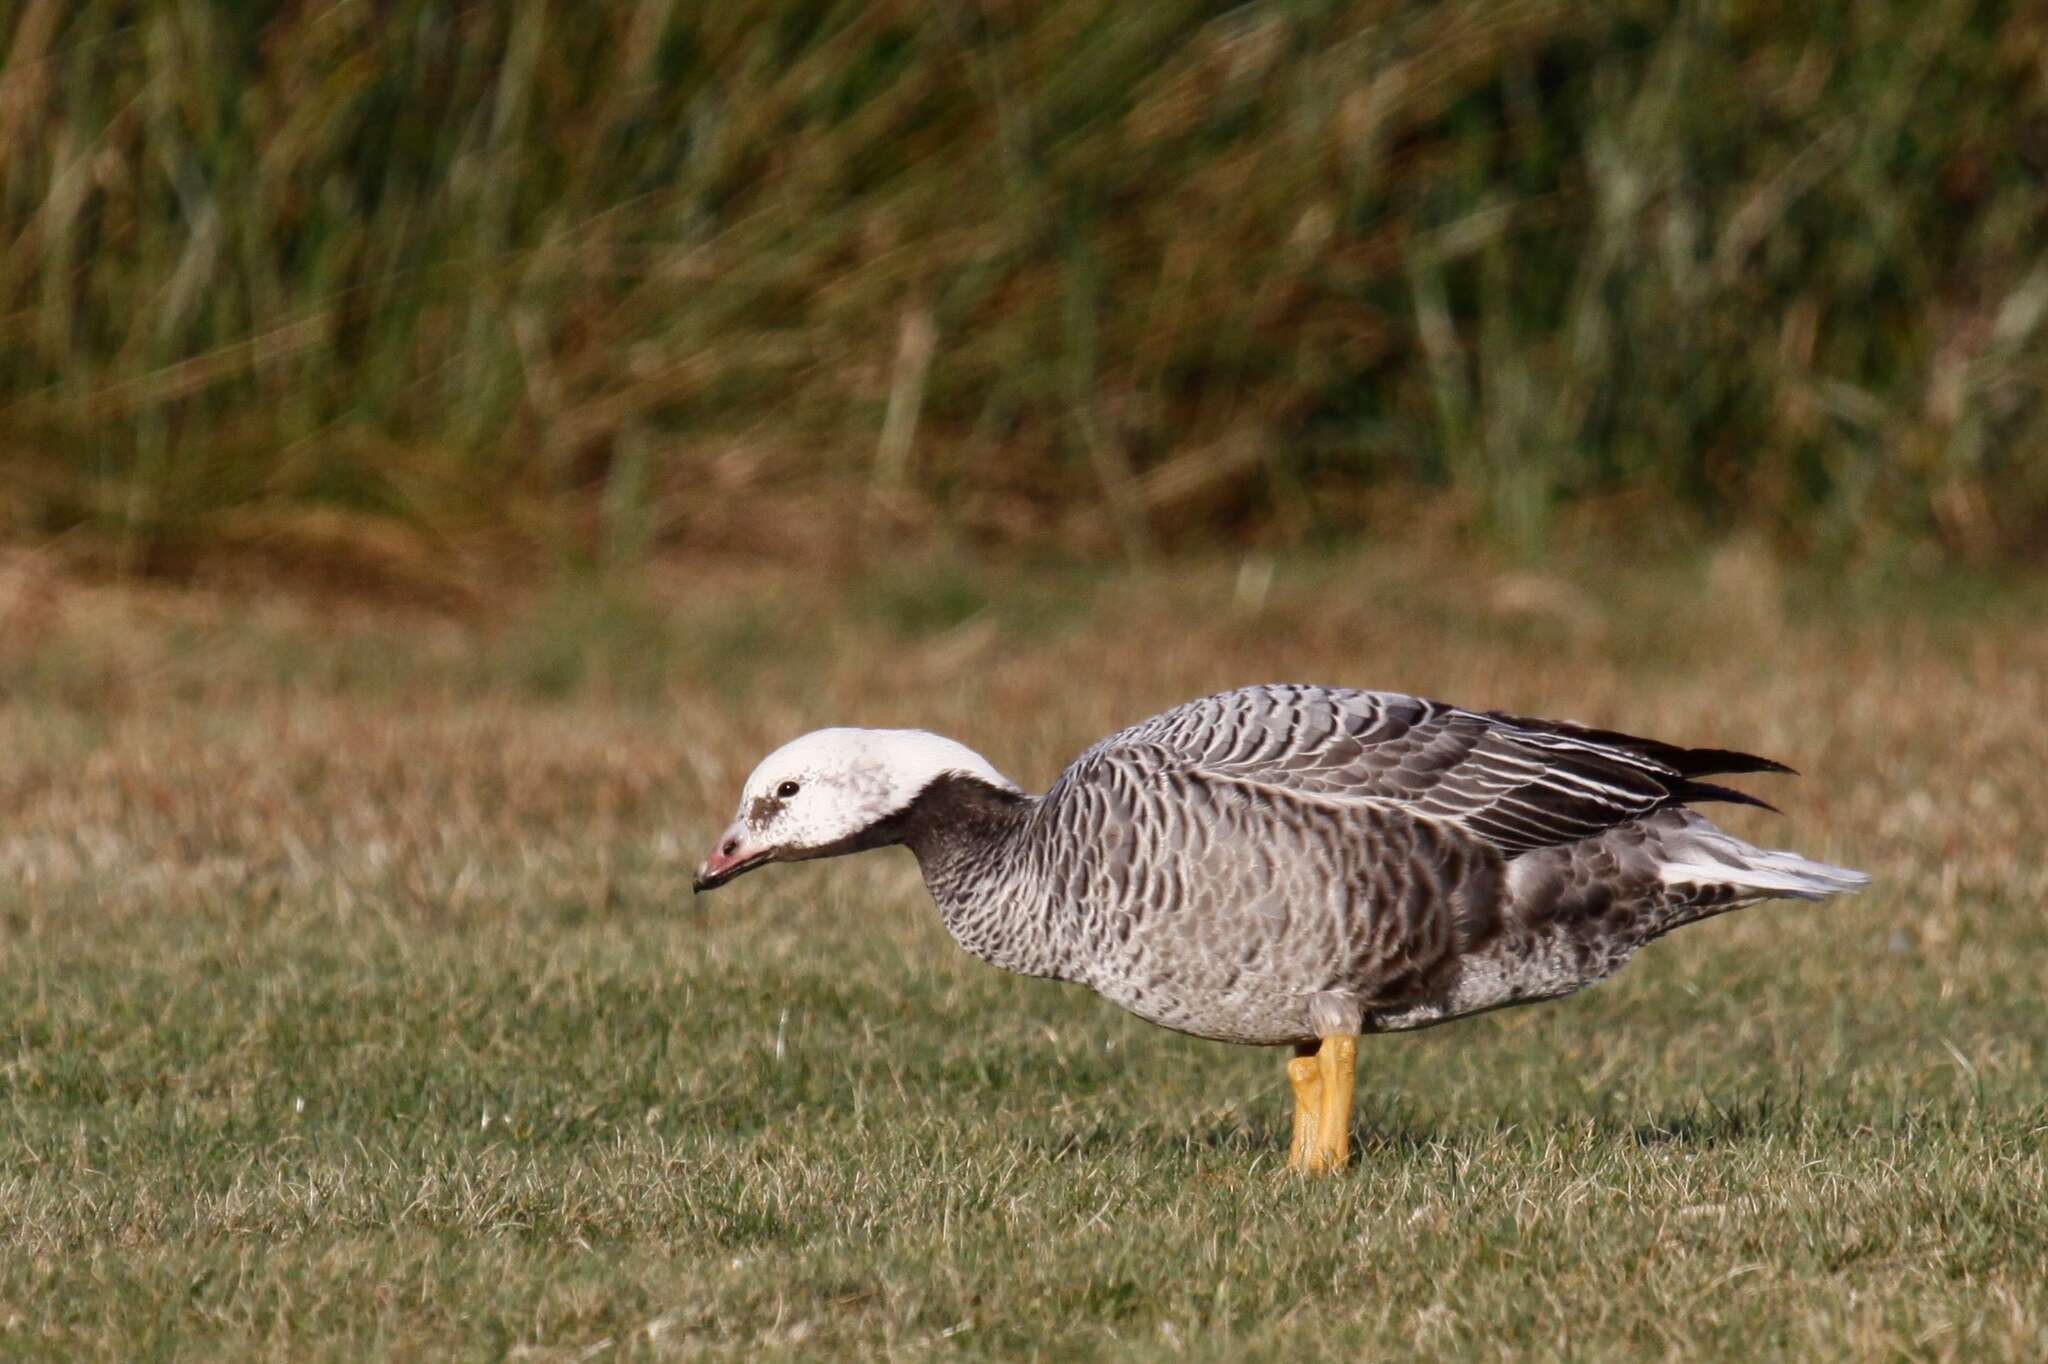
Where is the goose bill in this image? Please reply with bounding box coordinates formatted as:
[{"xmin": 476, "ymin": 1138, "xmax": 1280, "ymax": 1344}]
[{"xmin": 693, "ymin": 827, "xmax": 772, "ymax": 892}]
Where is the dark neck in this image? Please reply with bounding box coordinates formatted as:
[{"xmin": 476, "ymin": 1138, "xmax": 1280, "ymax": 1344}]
[
  {"xmin": 867, "ymin": 772, "xmax": 1059, "ymax": 978},
  {"xmin": 891, "ymin": 772, "xmax": 1033, "ymax": 870}
]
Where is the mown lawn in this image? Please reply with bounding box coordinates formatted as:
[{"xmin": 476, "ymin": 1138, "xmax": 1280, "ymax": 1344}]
[{"xmin": 2, "ymin": 547, "xmax": 2044, "ymax": 1361}]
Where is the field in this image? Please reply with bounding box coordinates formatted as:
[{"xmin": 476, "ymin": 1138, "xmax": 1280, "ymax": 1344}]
[
  {"xmin": 0, "ymin": 544, "xmax": 2042, "ymax": 1360},
  {"xmin": 5, "ymin": 3, "xmax": 2042, "ymax": 1356}
]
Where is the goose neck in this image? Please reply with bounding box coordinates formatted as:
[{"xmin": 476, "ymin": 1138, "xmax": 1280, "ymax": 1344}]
[{"xmin": 894, "ymin": 774, "xmax": 1062, "ymax": 977}]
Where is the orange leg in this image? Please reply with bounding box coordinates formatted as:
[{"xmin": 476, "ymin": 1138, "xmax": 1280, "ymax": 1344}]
[
  {"xmin": 1284, "ymin": 1035, "xmax": 1356, "ymax": 1173},
  {"xmin": 1311, "ymin": 1034, "xmax": 1357, "ymax": 1172},
  {"xmin": 1286, "ymin": 1051, "xmax": 1323, "ymax": 1171}
]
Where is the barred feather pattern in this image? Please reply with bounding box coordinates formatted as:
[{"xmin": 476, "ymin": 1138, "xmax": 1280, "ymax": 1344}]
[{"xmin": 889, "ymin": 686, "xmax": 1866, "ymax": 1047}]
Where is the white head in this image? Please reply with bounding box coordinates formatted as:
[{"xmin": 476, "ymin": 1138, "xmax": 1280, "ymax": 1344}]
[{"xmin": 694, "ymin": 727, "xmax": 1020, "ymax": 891}]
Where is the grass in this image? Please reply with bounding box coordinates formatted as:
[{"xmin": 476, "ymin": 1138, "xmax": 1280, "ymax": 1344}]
[
  {"xmin": 1, "ymin": 543, "xmax": 2045, "ymax": 1359},
  {"xmin": 3, "ymin": 2, "xmax": 2047, "ymax": 566}
]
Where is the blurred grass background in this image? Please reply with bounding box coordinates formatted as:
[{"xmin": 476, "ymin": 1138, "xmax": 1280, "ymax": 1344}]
[{"xmin": 2, "ymin": 0, "xmax": 2045, "ymax": 584}]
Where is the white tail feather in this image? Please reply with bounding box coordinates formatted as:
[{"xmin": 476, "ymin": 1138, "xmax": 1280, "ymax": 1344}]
[{"xmin": 1656, "ymin": 821, "xmax": 1869, "ymax": 901}]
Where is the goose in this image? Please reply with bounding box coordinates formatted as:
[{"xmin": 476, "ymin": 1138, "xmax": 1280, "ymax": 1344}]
[{"xmin": 694, "ymin": 685, "xmax": 1866, "ymax": 1172}]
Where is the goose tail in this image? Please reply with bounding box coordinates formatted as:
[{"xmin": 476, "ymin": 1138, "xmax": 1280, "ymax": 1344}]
[{"xmin": 1654, "ymin": 817, "xmax": 1869, "ymax": 902}]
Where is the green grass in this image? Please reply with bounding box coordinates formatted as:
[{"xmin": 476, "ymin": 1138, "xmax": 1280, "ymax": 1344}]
[
  {"xmin": 3, "ymin": 1, "xmax": 2046, "ymax": 567},
  {"xmin": 2, "ymin": 546, "xmax": 2045, "ymax": 1358}
]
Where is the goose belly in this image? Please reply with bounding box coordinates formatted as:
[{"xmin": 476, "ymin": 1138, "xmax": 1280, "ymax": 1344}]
[
  {"xmin": 1083, "ymin": 967, "xmax": 1325, "ymax": 1046},
  {"xmin": 1071, "ymin": 887, "xmax": 1366, "ymax": 1047},
  {"xmin": 1362, "ymin": 927, "xmax": 1642, "ymax": 1032}
]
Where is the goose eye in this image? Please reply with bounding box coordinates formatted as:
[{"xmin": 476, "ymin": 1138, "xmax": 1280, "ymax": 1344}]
[{"xmin": 776, "ymin": 780, "xmax": 800, "ymax": 799}]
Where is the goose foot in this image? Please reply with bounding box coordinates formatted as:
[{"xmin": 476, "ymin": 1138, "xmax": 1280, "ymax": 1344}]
[{"xmin": 1284, "ymin": 1034, "xmax": 1356, "ymax": 1173}]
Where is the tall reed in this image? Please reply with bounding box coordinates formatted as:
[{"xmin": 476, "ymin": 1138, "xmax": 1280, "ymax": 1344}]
[{"xmin": 1, "ymin": 1, "xmax": 2041, "ymax": 569}]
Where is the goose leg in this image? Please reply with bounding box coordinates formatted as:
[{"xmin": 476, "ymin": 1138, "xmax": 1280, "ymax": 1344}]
[
  {"xmin": 1299, "ymin": 1034, "xmax": 1357, "ymax": 1173},
  {"xmin": 1318, "ymin": 1036, "xmax": 1351, "ymax": 1163},
  {"xmin": 1285, "ymin": 1045, "xmax": 1323, "ymax": 1171}
]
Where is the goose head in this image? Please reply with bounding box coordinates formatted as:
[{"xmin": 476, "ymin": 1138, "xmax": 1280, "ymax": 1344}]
[{"xmin": 694, "ymin": 727, "xmax": 1020, "ymax": 891}]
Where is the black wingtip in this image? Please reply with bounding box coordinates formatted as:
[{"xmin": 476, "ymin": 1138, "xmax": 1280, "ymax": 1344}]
[
  {"xmin": 1480, "ymin": 710, "xmax": 1798, "ymax": 780},
  {"xmin": 1674, "ymin": 746, "xmax": 1798, "ymax": 779},
  {"xmin": 1676, "ymin": 778, "xmax": 1782, "ymax": 814}
]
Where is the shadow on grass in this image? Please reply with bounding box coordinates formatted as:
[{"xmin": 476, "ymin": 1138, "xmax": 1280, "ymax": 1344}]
[
  {"xmin": 1627, "ymin": 1092, "xmax": 1793, "ymax": 1148},
  {"xmin": 1041, "ymin": 1087, "xmax": 2002, "ymax": 1166},
  {"xmin": 1017, "ymin": 1117, "xmax": 1273, "ymax": 1162}
]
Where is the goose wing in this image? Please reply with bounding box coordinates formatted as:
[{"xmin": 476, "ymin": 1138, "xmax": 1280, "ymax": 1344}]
[{"xmin": 1088, "ymin": 684, "xmax": 1789, "ymax": 856}]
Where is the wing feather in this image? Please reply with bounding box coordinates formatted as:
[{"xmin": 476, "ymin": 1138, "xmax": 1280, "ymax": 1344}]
[{"xmin": 1075, "ymin": 684, "xmax": 1788, "ymax": 856}]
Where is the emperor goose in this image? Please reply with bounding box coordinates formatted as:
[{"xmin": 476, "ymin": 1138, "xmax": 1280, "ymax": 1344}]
[{"xmin": 694, "ymin": 685, "xmax": 1866, "ymax": 1172}]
